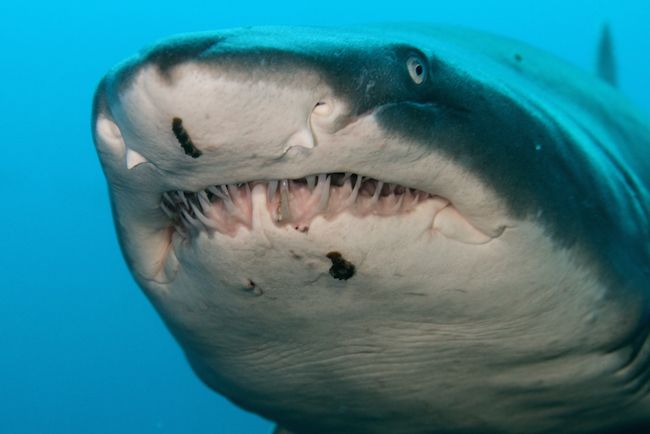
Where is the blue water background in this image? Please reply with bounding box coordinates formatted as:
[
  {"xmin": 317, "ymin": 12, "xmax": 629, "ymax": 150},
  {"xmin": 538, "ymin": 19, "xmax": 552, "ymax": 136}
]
[{"xmin": 1, "ymin": 1, "xmax": 648, "ymax": 433}]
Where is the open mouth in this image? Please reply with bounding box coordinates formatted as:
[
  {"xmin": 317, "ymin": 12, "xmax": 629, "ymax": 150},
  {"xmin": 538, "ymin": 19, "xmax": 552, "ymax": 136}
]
[{"xmin": 160, "ymin": 173, "xmax": 493, "ymax": 244}]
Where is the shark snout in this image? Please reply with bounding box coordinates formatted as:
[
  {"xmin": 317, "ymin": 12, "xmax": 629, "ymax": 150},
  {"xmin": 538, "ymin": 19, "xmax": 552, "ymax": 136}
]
[{"xmin": 93, "ymin": 58, "xmax": 351, "ymax": 180}]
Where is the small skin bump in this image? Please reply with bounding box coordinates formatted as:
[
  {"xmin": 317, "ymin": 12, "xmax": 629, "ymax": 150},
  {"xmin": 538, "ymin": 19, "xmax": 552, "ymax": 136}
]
[
  {"xmin": 326, "ymin": 251, "xmax": 356, "ymax": 280},
  {"xmin": 172, "ymin": 117, "xmax": 202, "ymax": 158},
  {"xmin": 242, "ymin": 278, "xmax": 263, "ymax": 296}
]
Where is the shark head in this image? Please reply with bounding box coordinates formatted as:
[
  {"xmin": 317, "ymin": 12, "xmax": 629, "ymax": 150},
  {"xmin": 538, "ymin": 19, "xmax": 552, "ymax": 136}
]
[{"xmin": 92, "ymin": 25, "xmax": 650, "ymax": 434}]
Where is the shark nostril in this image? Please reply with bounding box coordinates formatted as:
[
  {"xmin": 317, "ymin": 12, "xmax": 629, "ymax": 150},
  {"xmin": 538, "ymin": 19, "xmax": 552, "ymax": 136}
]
[{"xmin": 312, "ymin": 100, "xmax": 332, "ymax": 116}]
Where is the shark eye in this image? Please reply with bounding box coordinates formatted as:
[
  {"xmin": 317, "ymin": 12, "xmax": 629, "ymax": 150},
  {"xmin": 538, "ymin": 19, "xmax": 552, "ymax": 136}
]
[{"xmin": 407, "ymin": 57, "xmax": 426, "ymax": 85}]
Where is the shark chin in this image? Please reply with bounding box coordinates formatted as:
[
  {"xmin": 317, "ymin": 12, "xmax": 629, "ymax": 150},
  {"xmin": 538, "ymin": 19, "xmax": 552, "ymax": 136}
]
[{"xmin": 92, "ymin": 25, "xmax": 650, "ymax": 434}]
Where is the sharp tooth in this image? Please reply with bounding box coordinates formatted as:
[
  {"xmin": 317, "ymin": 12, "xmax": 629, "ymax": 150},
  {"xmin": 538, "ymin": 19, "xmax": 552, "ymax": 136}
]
[
  {"xmin": 162, "ymin": 192, "xmax": 174, "ymax": 207},
  {"xmin": 237, "ymin": 182, "xmax": 251, "ymax": 200},
  {"xmin": 343, "ymin": 175, "xmax": 362, "ymax": 208},
  {"xmin": 402, "ymin": 189, "xmax": 419, "ymax": 211},
  {"xmin": 371, "ymin": 181, "xmax": 383, "ymax": 204},
  {"xmin": 190, "ymin": 202, "xmax": 219, "ymax": 230},
  {"xmin": 160, "ymin": 200, "xmax": 175, "ymax": 219},
  {"xmin": 179, "ymin": 211, "xmax": 192, "ymax": 230},
  {"xmin": 177, "ymin": 191, "xmax": 189, "ymax": 209},
  {"xmin": 227, "ymin": 184, "xmax": 241, "ymax": 201},
  {"xmin": 208, "ymin": 186, "xmax": 229, "ymax": 201},
  {"xmin": 125, "ymin": 147, "xmax": 148, "ymax": 170},
  {"xmin": 267, "ymin": 180, "xmax": 279, "ymax": 202},
  {"xmin": 318, "ymin": 174, "xmax": 331, "ymax": 211},
  {"xmin": 278, "ymin": 179, "xmax": 292, "ymax": 222},
  {"xmin": 222, "ymin": 196, "xmax": 238, "ymax": 214},
  {"xmin": 180, "ymin": 208, "xmax": 200, "ymax": 230},
  {"xmin": 306, "ymin": 175, "xmax": 316, "ymax": 191},
  {"xmin": 197, "ymin": 191, "xmax": 211, "ymax": 210},
  {"xmin": 387, "ymin": 194, "xmax": 404, "ymax": 213},
  {"xmin": 174, "ymin": 223, "xmax": 188, "ymax": 238}
]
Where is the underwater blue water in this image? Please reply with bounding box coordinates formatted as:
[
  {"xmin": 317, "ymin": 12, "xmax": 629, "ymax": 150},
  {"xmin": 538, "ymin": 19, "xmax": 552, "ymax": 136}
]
[{"xmin": 1, "ymin": 1, "xmax": 648, "ymax": 433}]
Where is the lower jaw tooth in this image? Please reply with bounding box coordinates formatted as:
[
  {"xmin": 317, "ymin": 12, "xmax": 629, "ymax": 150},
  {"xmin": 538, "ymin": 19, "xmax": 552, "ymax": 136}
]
[{"xmin": 317, "ymin": 175, "xmax": 331, "ymax": 211}]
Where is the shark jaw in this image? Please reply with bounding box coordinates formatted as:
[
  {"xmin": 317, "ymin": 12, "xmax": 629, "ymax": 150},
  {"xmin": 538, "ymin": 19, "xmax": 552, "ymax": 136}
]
[
  {"xmin": 92, "ymin": 58, "xmax": 511, "ymax": 287},
  {"xmin": 161, "ymin": 173, "xmax": 491, "ymax": 242}
]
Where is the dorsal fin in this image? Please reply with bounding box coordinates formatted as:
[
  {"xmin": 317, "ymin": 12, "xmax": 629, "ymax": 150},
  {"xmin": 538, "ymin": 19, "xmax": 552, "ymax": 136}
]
[{"xmin": 596, "ymin": 23, "xmax": 617, "ymax": 86}]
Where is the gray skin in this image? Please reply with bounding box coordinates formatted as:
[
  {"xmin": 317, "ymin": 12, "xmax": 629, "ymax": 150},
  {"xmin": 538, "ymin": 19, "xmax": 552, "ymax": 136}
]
[{"xmin": 92, "ymin": 25, "xmax": 650, "ymax": 434}]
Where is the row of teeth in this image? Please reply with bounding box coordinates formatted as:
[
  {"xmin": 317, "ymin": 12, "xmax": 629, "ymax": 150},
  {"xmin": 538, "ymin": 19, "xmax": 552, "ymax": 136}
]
[{"xmin": 160, "ymin": 173, "xmax": 443, "ymax": 236}]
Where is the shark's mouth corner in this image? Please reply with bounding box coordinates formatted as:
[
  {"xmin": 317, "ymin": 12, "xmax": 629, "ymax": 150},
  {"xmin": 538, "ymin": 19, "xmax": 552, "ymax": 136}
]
[{"xmin": 160, "ymin": 173, "xmax": 494, "ymax": 245}]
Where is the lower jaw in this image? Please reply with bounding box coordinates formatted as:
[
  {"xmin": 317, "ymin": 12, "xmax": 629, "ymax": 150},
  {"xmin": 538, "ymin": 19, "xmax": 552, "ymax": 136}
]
[{"xmin": 166, "ymin": 185, "xmax": 486, "ymax": 293}]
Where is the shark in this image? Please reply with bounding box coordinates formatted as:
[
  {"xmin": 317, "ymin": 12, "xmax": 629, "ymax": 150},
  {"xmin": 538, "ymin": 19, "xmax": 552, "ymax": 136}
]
[{"xmin": 91, "ymin": 25, "xmax": 650, "ymax": 434}]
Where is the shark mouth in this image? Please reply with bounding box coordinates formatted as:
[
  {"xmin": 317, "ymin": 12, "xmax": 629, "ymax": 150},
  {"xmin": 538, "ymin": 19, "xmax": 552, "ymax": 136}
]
[{"xmin": 160, "ymin": 173, "xmax": 492, "ymax": 244}]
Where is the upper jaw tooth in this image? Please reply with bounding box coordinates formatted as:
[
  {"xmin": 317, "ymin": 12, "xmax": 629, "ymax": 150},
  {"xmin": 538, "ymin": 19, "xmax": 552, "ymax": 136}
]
[
  {"xmin": 160, "ymin": 173, "xmax": 495, "ymax": 245},
  {"xmin": 278, "ymin": 180, "xmax": 292, "ymax": 222}
]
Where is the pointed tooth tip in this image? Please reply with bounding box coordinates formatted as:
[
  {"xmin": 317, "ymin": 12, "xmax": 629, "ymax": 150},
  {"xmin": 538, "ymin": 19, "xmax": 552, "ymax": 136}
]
[{"xmin": 267, "ymin": 180, "xmax": 279, "ymax": 201}]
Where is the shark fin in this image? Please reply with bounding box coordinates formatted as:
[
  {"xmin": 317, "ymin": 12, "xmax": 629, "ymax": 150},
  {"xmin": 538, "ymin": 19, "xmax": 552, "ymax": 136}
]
[{"xmin": 596, "ymin": 23, "xmax": 617, "ymax": 87}]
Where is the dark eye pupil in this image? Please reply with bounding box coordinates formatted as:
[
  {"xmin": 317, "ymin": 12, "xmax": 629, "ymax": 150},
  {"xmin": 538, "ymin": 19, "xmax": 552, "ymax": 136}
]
[{"xmin": 415, "ymin": 64, "xmax": 423, "ymax": 76}]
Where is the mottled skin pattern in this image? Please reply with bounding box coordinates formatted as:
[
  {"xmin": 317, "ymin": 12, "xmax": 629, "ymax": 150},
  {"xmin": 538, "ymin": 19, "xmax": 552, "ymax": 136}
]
[{"xmin": 92, "ymin": 25, "xmax": 650, "ymax": 434}]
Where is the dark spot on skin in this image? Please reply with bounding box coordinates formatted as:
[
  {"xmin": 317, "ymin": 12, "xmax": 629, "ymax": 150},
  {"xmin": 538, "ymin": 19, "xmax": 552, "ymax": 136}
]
[
  {"xmin": 326, "ymin": 251, "xmax": 356, "ymax": 280},
  {"xmin": 294, "ymin": 224, "xmax": 309, "ymax": 233},
  {"xmin": 289, "ymin": 250, "xmax": 303, "ymax": 260},
  {"xmin": 172, "ymin": 117, "xmax": 202, "ymax": 158},
  {"xmin": 514, "ymin": 53, "xmax": 523, "ymax": 62}
]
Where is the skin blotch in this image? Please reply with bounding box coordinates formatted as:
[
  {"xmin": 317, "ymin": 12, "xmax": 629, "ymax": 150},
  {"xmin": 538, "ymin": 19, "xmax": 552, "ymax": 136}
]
[
  {"xmin": 289, "ymin": 250, "xmax": 303, "ymax": 260},
  {"xmin": 326, "ymin": 251, "xmax": 356, "ymax": 280},
  {"xmin": 172, "ymin": 117, "xmax": 202, "ymax": 158}
]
